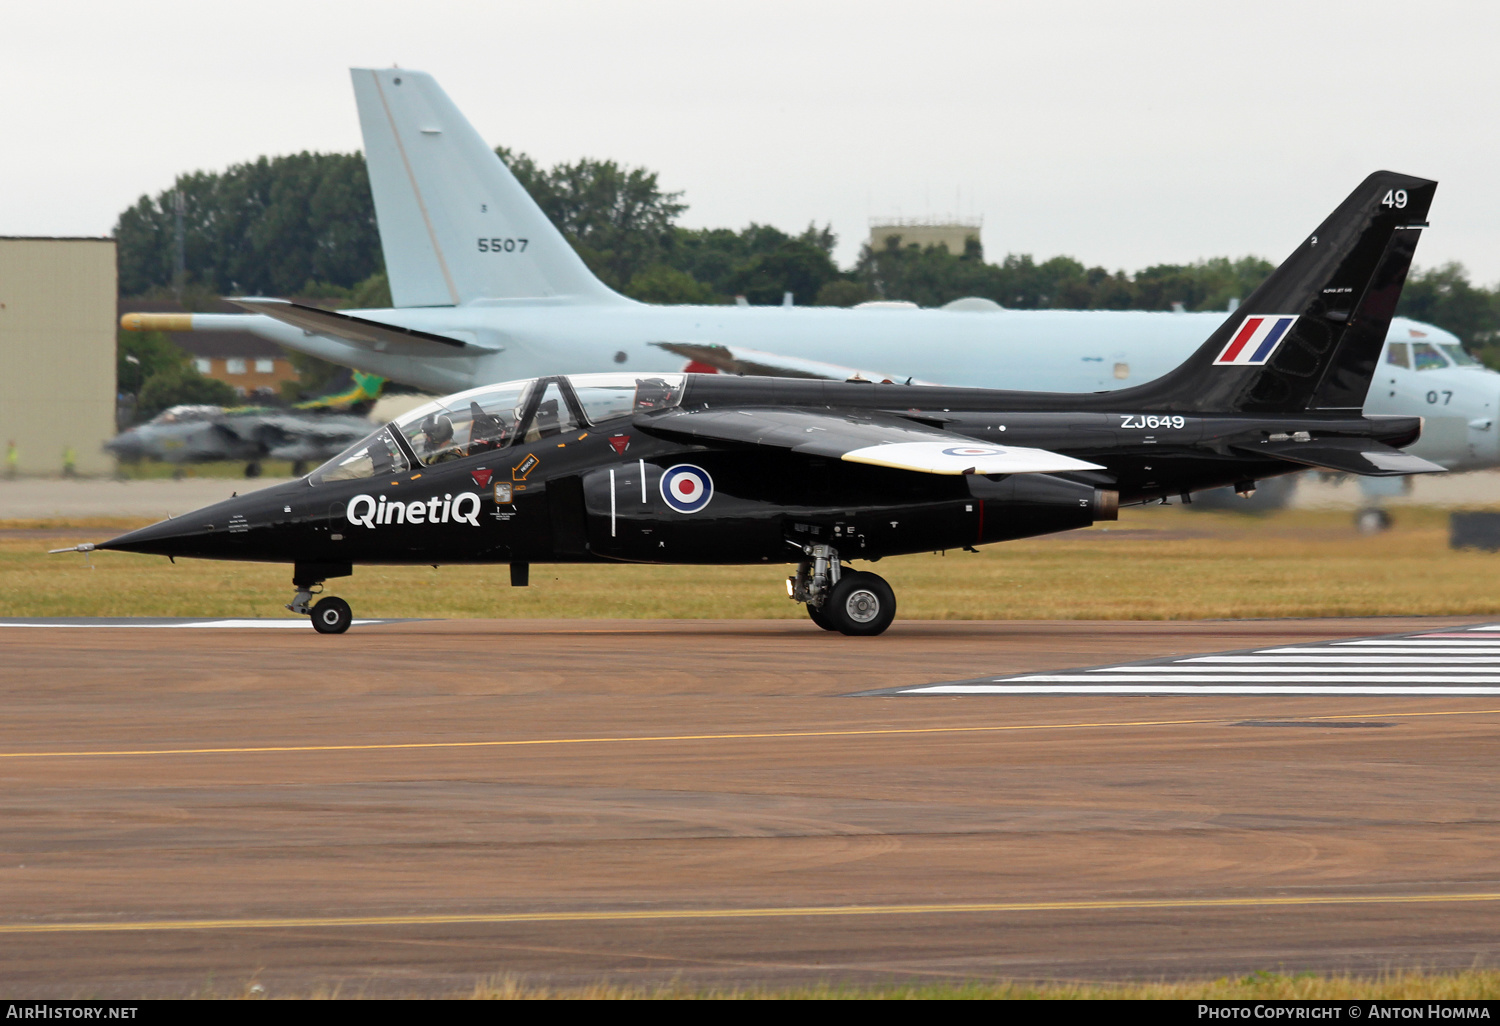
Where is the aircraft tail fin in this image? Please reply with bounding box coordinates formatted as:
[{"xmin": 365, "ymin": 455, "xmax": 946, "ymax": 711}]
[
  {"xmin": 350, "ymin": 68, "xmax": 625, "ymax": 307},
  {"xmin": 1123, "ymin": 171, "xmax": 1435, "ymax": 413}
]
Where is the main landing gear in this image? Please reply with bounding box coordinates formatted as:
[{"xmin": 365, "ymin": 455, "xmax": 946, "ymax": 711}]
[
  {"xmin": 288, "ymin": 563, "xmax": 355, "ymax": 634},
  {"xmin": 788, "ymin": 544, "xmax": 897, "ymax": 636}
]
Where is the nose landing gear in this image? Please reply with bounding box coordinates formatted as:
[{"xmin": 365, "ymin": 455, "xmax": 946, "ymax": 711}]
[
  {"xmin": 788, "ymin": 544, "xmax": 897, "ymax": 636},
  {"xmin": 310, "ymin": 596, "xmax": 352, "ymax": 634},
  {"xmin": 288, "ymin": 563, "xmax": 355, "ymax": 634}
]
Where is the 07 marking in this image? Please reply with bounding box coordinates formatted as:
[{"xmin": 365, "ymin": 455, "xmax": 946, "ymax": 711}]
[
  {"xmin": 477, "ymin": 238, "xmax": 529, "ymax": 253},
  {"xmin": 1120, "ymin": 415, "xmax": 1185, "ymax": 430}
]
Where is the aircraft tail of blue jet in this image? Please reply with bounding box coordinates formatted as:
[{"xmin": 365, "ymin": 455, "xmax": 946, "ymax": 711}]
[
  {"xmin": 1123, "ymin": 171, "xmax": 1435, "ymax": 414},
  {"xmin": 351, "ymin": 68, "xmax": 625, "ymax": 308}
]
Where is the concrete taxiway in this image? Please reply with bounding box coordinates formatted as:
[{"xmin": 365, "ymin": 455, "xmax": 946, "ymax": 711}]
[{"xmin": 2, "ymin": 616, "xmax": 1499, "ymax": 996}]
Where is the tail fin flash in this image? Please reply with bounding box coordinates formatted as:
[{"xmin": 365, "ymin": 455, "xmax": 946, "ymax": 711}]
[
  {"xmin": 350, "ymin": 68, "xmax": 624, "ymax": 307},
  {"xmin": 1129, "ymin": 172, "xmax": 1435, "ymax": 413}
]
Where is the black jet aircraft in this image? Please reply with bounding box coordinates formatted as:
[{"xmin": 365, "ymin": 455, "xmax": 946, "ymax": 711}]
[{"xmin": 78, "ymin": 173, "xmax": 1442, "ymax": 635}]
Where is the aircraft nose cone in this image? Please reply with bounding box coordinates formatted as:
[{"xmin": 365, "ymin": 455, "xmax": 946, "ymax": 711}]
[
  {"xmin": 103, "ymin": 434, "xmax": 145, "ymax": 461},
  {"xmin": 98, "ymin": 516, "xmax": 211, "ymax": 557}
]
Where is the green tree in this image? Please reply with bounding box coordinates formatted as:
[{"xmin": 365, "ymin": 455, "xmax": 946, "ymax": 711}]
[
  {"xmin": 135, "ymin": 366, "xmax": 241, "ymax": 421},
  {"xmin": 860, "ymin": 238, "xmax": 1002, "ymax": 307},
  {"xmin": 497, "ymin": 148, "xmax": 685, "ymax": 289},
  {"xmin": 115, "ymin": 152, "xmax": 382, "ymax": 296},
  {"xmin": 624, "ymin": 265, "xmax": 721, "ymax": 305},
  {"xmin": 1396, "ymin": 262, "xmax": 1500, "ymax": 344},
  {"xmin": 724, "ymin": 240, "xmax": 841, "ymax": 305},
  {"xmin": 117, "ymin": 330, "xmax": 189, "ymax": 396},
  {"xmin": 815, "ymin": 279, "xmax": 871, "ymax": 306}
]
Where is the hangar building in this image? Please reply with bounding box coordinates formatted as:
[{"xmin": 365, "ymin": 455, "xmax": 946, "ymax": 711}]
[{"xmin": 0, "ymin": 237, "xmax": 117, "ymax": 476}]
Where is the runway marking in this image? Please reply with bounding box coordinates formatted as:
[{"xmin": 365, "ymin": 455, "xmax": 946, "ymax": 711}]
[
  {"xmin": 6, "ymin": 891, "xmax": 1500, "ymax": 935},
  {"xmin": 0, "ymin": 708, "xmax": 1496, "ymax": 762},
  {"xmin": 886, "ymin": 623, "xmax": 1500, "ymax": 696}
]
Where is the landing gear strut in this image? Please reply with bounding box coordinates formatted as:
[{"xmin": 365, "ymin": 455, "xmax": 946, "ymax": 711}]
[
  {"xmin": 288, "ymin": 563, "xmax": 354, "ymax": 634},
  {"xmin": 788, "ymin": 544, "xmax": 897, "ymax": 636}
]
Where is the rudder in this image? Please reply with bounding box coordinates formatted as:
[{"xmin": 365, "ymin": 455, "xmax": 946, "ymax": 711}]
[{"xmin": 1124, "ymin": 172, "xmax": 1435, "ymax": 414}]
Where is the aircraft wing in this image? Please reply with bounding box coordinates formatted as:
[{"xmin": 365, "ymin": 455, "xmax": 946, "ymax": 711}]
[
  {"xmin": 1230, "ymin": 437, "xmax": 1447, "ymax": 476},
  {"xmin": 636, "ymin": 407, "xmax": 1102, "ymax": 475},
  {"xmin": 653, "ymin": 342, "xmax": 942, "ymax": 386},
  {"xmin": 228, "ymin": 299, "xmax": 485, "ymax": 354}
]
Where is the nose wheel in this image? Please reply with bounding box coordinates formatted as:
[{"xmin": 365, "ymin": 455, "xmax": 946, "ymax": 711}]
[
  {"xmin": 310, "ymin": 596, "xmax": 352, "ymax": 634},
  {"xmin": 288, "ymin": 564, "xmax": 356, "ymax": 635}
]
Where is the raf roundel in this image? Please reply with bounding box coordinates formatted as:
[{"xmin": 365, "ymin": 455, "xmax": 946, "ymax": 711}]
[
  {"xmin": 941, "ymin": 446, "xmax": 1005, "ymax": 457},
  {"xmin": 660, "ymin": 464, "xmax": 714, "ymax": 514}
]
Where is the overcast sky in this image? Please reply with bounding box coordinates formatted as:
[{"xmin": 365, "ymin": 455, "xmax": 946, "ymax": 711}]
[{"xmin": 3, "ymin": 1, "xmax": 1497, "ymax": 278}]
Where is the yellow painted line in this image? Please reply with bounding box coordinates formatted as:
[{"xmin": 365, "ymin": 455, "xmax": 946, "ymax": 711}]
[
  {"xmin": 0, "ymin": 708, "xmax": 1497, "ymax": 762},
  {"xmin": 6, "ymin": 891, "xmax": 1500, "ymax": 935}
]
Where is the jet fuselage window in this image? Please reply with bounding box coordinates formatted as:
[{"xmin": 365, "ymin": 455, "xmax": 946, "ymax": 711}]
[
  {"xmin": 1412, "ymin": 343, "xmax": 1449, "ymax": 371},
  {"xmin": 1386, "ymin": 342, "xmax": 1411, "ymax": 369}
]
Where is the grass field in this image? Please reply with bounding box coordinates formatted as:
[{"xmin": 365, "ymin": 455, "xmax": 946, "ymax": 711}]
[
  {"xmin": 463, "ymin": 969, "xmax": 1500, "ymax": 1000},
  {"xmin": 210, "ymin": 968, "xmax": 1500, "ymax": 999},
  {"xmin": 5, "ymin": 505, "xmax": 1500, "ymax": 621},
  {"xmin": 468, "ymin": 972, "xmax": 1500, "ymax": 1002},
  {"xmin": 111, "ymin": 460, "xmax": 301, "ymax": 480}
]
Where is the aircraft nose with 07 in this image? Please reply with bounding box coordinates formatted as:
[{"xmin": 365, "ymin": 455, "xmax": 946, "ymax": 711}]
[{"xmin": 86, "ymin": 173, "xmax": 1443, "ymax": 635}]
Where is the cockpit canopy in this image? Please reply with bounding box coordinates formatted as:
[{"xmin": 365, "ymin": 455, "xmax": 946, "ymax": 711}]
[
  {"xmin": 149, "ymin": 405, "xmax": 225, "ymax": 426},
  {"xmin": 309, "ymin": 373, "xmax": 685, "ymax": 485},
  {"xmin": 1386, "ymin": 340, "xmax": 1481, "ymax": 371}
]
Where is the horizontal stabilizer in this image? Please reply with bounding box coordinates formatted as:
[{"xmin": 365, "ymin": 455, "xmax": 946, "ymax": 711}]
[
  {"xmin": 228, "ymin": 299, "xmax": 484, "ymax": 355},
  {"xmin": 637, "ymin": 406, "xmax": 1101, "ymax": 475},
  {"xmin": 1230, "ymin": 437, "xmax": 1446, "ymax": 476},
  {"xmin": 653, "ymin": 341, "xmax": 941, "ymax": 386}
]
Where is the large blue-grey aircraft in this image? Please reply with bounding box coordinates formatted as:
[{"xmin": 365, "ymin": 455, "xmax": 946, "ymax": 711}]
[{"xmin": 121, "ymin": 68, "xmax": 1499, "ymax": 484}]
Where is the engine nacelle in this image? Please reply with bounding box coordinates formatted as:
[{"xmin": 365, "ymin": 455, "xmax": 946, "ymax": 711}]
[{"xmin": 969, "ymin": 474, "xmax": 1118, "ymax": 544}]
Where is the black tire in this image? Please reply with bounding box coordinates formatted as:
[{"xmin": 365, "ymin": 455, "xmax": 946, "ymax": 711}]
[
  {"xmin": 310, "ymin": 596, "xmax": 353, "ymax": 634},
  {"xmin": 824, "ymin": 571, "xmax": 896, "ymax": 637},
  {"xmin": 807, "ymin": 602, "xmax": 837, "ymax": 631},
  {"xmin": 1355, "ymin": 507, "xmax": 1393, "ymax": 534},
  {"xmin": 244, "ymin": 461, "xmax": 262, "ymax": 479}
]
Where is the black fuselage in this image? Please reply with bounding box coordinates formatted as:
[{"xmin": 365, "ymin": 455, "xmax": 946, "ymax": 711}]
[{"xmin": 101, "ymin": 375, "xmax": 1420, "ymax": 568}]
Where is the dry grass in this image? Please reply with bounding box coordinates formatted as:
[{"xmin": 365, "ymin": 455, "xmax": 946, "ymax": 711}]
[
  {"xmin": 465, "ymin": 968, "xmax": 1500, "ymax": 1000},
  {"xmin": 6, "ymin": 506, "xmax": 1500, "ymax": 620}
]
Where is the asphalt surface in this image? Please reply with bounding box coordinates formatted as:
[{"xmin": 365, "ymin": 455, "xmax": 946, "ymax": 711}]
[{"xmin": 3, "ymin": 616, "xmax": 1499, "ymax": 996}]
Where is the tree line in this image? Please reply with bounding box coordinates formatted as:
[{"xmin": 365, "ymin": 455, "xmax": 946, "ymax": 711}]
[{"xmin": 115, "ymin": 150, "xmax": 1500, "ymax": 350}]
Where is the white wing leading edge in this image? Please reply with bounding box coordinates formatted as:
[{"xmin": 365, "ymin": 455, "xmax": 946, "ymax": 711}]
[{"xmin": 841, "ymin": 442, "xmax": 1103, "ymax": 475}]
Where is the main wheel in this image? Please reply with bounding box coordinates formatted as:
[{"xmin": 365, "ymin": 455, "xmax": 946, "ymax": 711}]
[
  {"xmin": 310, "ymin": 596, "xmax": 353, "ymax": 634},
  {"xmin": 824, "ymin": 571, "xmax": 896, "ymax": 637},
  {"xmin": 1355, "ymin": 507, "xmax": 1393, "ymax": 533},
  {"xmin": 807, "ymin": 602, "xmax": 837, "ymax": 631}
]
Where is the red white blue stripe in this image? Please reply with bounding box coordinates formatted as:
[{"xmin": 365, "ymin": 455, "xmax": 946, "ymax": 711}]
[{"xmin": 1214, "ymin": 315, "xmax": 1299, "ymax": 366}]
